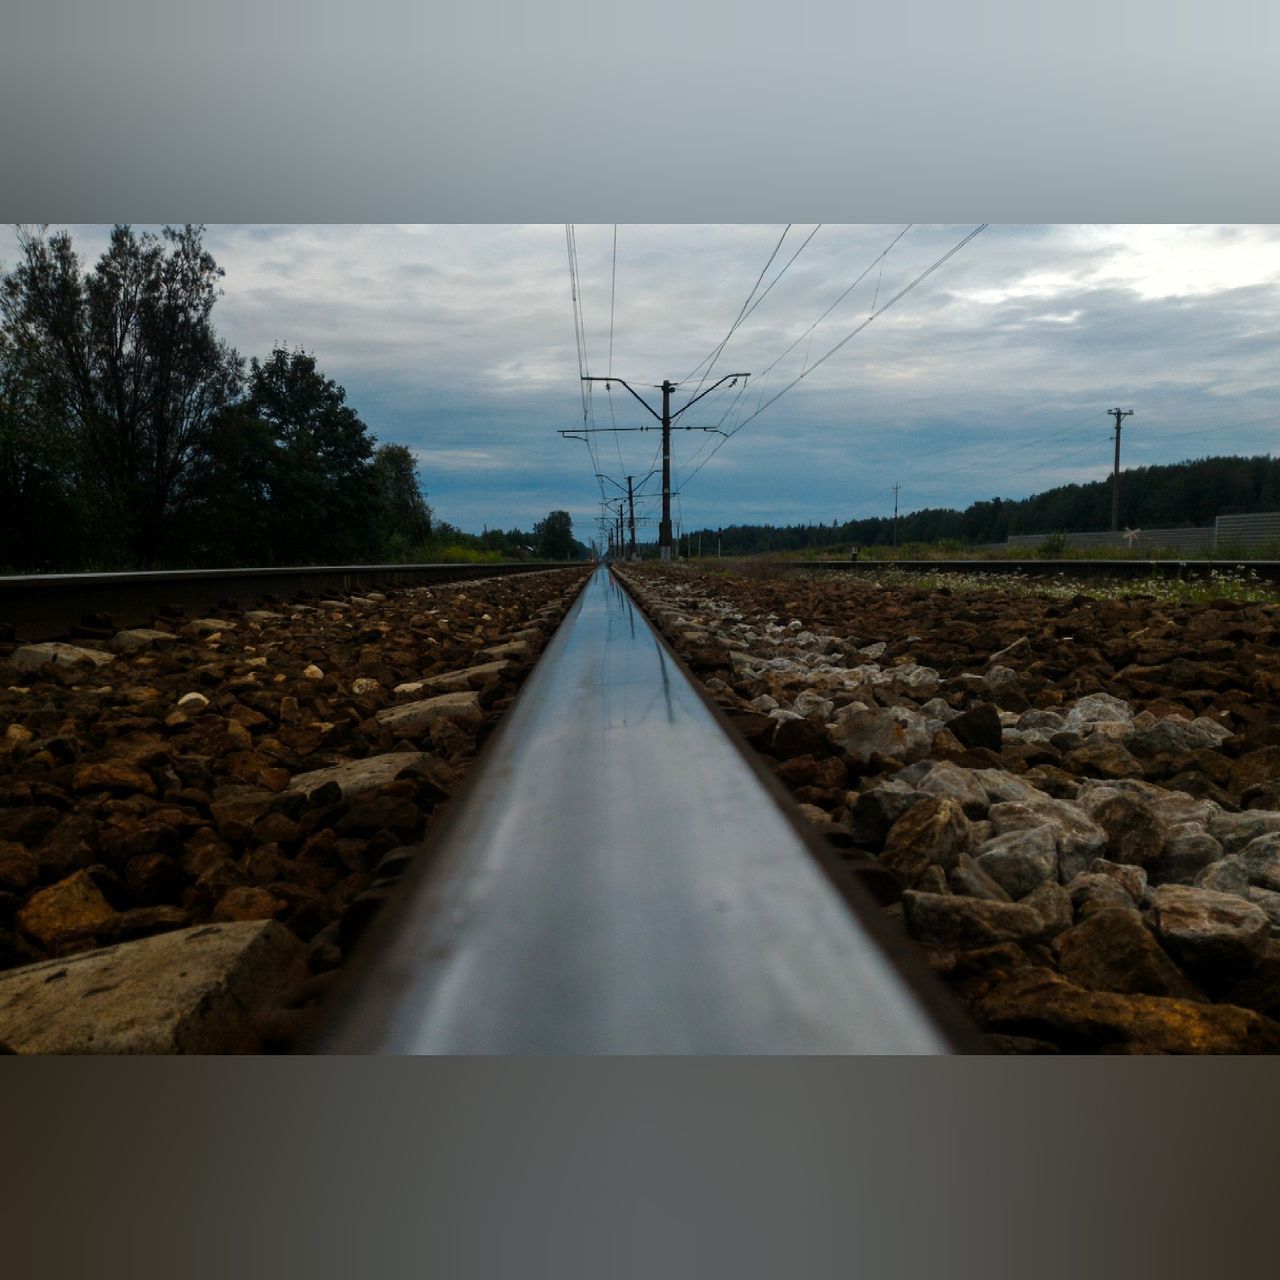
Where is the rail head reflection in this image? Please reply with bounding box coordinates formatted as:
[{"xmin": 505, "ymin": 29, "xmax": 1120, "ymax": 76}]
[{"xmin": 313, "ymin": 562, "xmax": 971, "ymax": 1054}]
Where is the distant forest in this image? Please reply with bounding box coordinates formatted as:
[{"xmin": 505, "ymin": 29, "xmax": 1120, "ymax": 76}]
[
  {"xmin": 0, "ymin": 224, "xmax": 585, "ymax": 572},
  {"xmin": 684, "ymin": 454, "xmax": 1280, "ymax": 555}
]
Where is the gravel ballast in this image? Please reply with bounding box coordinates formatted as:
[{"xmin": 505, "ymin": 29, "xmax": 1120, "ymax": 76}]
[
  {"xmin": 0, "ymin": 568, "xmax": 588, "ymax": 1052},
  {"xmin": 620, "ymin": 562, "xmax": 1280, "ymax": 1054}
]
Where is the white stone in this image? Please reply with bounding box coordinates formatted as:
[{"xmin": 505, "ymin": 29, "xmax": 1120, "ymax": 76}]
[
  {"xmin": 376, "ymin": 690, "xmax": 483, "ymax": 735},
  {"xmin": 0, "ymin": 921, "xmax": 304, "ymax": 1054},
  {"xmin": 1065, "ymin": 692, "xmax": 1134, "ymax": 728},
  {"xmin": 394, "ymin": 660, "xmax": 511, "ymax": 697},
  {"xmin": 988, "ymin": 797, "xmax": 1108, "ymax": 881},
  {"xmin": 976, "ymin": 825, "xmax": 1059, "ymax": 899},
  {"xmin": 10, "ymin": 642, "xmax": 116, "ymax": 672},
  {"xmin": 792, "ymin": 690, "xmax": 835, "ymax": 721},
  {"xmin": 481, "ymin": 640, "xmax": 531, "ymax": 660},
  {"xmin": 111, "ymin": 628, "xmax": 177, "ymax": 653},
  {"xmin": 183, "ymin": 618, "xmax": 237, "ymax": 637},
  {"xmin": 290, "ymin": 751, "xmax": 432, "ymax": 799},
  {"xmin": 828, "ymin": 704, "xmax": 932, "ymax": 767}
]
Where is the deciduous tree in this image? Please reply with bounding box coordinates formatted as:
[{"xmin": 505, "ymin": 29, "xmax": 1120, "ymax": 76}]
[
  {"xmin": 0, "ymin": 224, "xmax": 242, "ymax": 565},
  {"xmin": 245, "ymin": 346, "xmax": 379, "ymax": 563},
  {"xmin": 533, "ymin": 509, "xmax": 580, "ymax": 560}
]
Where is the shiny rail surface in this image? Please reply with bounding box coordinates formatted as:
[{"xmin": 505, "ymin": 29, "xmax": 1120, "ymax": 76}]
[
  {"xmin": 313, "ymin": 565, "xmax": 976, "ymax": 1054},
  {"xmin": 0, "ymin": 561, "xmax": 563, "ymax": 641},
  {"xmin": 783, "ymin": 558, "xmax": 1280, "ymax": 581}
]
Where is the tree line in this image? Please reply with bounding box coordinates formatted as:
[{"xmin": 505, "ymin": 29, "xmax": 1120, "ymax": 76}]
[
  {"xmin": 683, "ymin": 453, "xmax": 1280, "ymax": 555},
  {"xmin": 0, "ymin": 225, "xmax": 584, "ymax": 571}
]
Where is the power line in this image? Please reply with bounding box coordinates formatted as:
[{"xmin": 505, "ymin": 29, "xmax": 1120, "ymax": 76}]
[
  {"xmin": 683, "ymin": 224, "xmax": 987, "ymax": 489},
  {"xmin": 756, "ymin": 224, "xmax": 913, "ymax": 381},
  {"xmin": 679, "ymin": 225, "xmax": 915, "ymax": 480},
  {"xmin": 605, "ymin": 226, "xmax": 626, "ymax": 476},
  {"xmin": 683, "ymin": 225, "xmax": 790, "ymax": 395},
  {"xmin": 686, "ymin": 222, "xmax": 885, "ymax": 478},
  {"xmin": 734, "ymin": 224, "xmax": 822, "ymax": 333},
  {"xmin": 608, "ymin": 225, "xmax": 617, "ymax": 378},
  {"xmin": 565, "ymin": 224, "xmax": 609, "ymax": 505}
]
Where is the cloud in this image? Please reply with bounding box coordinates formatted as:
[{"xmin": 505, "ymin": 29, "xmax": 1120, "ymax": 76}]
[{"xmin": 2, "ymin": 222, "xmax": 1278, "ymax": 535}]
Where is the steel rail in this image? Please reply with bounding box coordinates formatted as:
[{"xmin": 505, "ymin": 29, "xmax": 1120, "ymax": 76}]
[
  {"xmin": 311, "ymin": 564, "xmax": 980, "ymax": 1054},
  {"xmin": 779, "ymin": 558, "xmax": 1280, "ymax": 582},
  {"xmin": 0, "ymin": 561, "xmax": 565, "ymax": 642}
]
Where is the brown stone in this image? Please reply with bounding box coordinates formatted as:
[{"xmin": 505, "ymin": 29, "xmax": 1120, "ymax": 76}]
[
  {"xmin": 72, "ymin": 761, "xmax": 157, "ymax": 796},
  {"xmin": 252, "ymin": 811, "xmax": 303, "ymax": 846},
  {"xmin": 0, "ymin": 843, "xmax": 39, "ymax": 892},
  {"xmin": 212, "ymin": 886, "xmax": 288, "ymax": 923},
  {"xmin": 17, "ymin": 871, "xmax": 119, "ymax": 949},
  {"xmin": 901, "ymin": 890, "xmax": 1047, "ymax": 948},
  {"xmin": 1062, "ymin": 739, "xmax": 1144, "ymax": 780},
  {"xmin": 125, "ymin": 852, "xmax": 187, "ymax": 904},
  {"xmin": 880, "ymin": 796, "xmax": 974, "ymax": 883},
  {"xmin": 1153, "ymin": 884, "xmax": 1271, "ymax": 978},
  {"xmin": 971, "ymin": 967, "xmax": 1280, "ymax": 1053},
  {"xmin": 1053, "ymin": 908, "xmax": 1206, "ymax": 1001},
  {"xmin": 1088, "ymin": 792, "xmax": 1166, "ymax": 868}
]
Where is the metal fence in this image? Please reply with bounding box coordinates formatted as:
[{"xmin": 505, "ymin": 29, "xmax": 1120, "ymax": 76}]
[
  {"xmin": 995, "ymin": 512, "xmax": 1280, "ymax": 554},
  {"xmin": 1214, "ymin": 512, "xmax": 1280, "ymax": 550},
  {"xmin": 1004, "ymin": 527, "xmax": 1214, "ymax": 553}
]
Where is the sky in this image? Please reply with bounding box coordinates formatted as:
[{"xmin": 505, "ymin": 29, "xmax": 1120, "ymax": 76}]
[{"xmin": 3, "ymin": 223, "xmax": 1279, "ymax": 544}]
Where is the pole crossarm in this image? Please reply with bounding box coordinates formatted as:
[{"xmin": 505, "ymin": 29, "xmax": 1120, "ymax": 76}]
[
  {"xmin": 559, "ymin": 426, "xmax": 726, "ymax": 435},
  {"xmin": 669, "ymin": 373, "xmax": 750, "ymax": 420},
  {"xmin": 582, "ymin": 376, "xmax": 663, "ymax": 423}
]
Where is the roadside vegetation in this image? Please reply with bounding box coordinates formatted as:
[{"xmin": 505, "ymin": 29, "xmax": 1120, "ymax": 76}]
[
  {"xmin": 0, "ymin": 225, "xmax": 585, "ymax": 572},
  {"xmin": 866, "ymin": 566, "xmax": 1280, "ymax": 605},
  {"xmin": 681, "ymin": 452, "xmax": 1280, "ymax": 559},
  {"xmin": 758, "ymin": 538, "xmax": 1280, "ymax": 563},
  {"xmin": 674, "ymin": 557, "xmax": 1280, "ymax": 605}
]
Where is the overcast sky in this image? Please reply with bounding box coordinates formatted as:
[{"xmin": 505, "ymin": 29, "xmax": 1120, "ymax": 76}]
[{"xmin": 4, "ymin": 223, "xmax": 1279, "ymax": 542}]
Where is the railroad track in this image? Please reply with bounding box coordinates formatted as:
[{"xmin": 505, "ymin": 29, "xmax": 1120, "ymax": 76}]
[
  {"xmin": 0, "ymin": 561, "xmax": 563, "ymax": 642},
  {"xmin": 7, "ymin": 553, "xmax": 1277, "ymax": 1052},
  {"xmin": 784, "ymin": 558, "xmax": 1280, "ymax": 581},
  {"xmin": 0, "ymin": 559, "xmax": 978, "ymax": 1053},
  {"xmin": 312, "ymin": 564, "xmax": 980, "ymax": 1053}
]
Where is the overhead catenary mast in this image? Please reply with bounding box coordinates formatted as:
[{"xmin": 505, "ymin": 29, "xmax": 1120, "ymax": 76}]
[{"xmin": 565, "ymin": 373, "xmax": 749, "ymax": 560}]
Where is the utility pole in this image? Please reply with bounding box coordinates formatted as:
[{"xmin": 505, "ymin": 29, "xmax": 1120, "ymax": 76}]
[
  {"xmin": 892, "ymin": 482, "xmax": 900, "ymax": 548},
  {"xmin": 1108, "ymin": 408, "xmax": 1134, "ymax": 531},
  {"xmin": 564, "ymin": 373, "xmax": 748, "ymax": 561},
  {"xmin": 660, "ymin": 380, "xmax": 675, "ymax": 559},
  {"xmin": 626, "ymin": 475, "xmax": 637, "ymax": 560}
]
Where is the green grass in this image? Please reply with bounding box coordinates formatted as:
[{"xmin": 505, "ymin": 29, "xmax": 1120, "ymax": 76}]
[
  {"xmin": 853, "ymin": 565, "xmax": 1280, "ymax": 604},
  {"xmin": 701, "ymin": 537, "xmax": 1280, "ymax": 563}
]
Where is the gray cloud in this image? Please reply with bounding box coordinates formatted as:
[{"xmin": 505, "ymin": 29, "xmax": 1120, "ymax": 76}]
[{"xmin": 2, "ymin": 223, "xmax": 1278, "ymax": 538}]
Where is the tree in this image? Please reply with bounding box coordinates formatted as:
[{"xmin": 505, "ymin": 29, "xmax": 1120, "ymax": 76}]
[
  {"xmin": 533, "ymin": 509, "xmax": 580, "ymax": 560},
  {"xmin": 371, "ymin": 443, "xmax": 433, "ymax": 557},
  {"xmin": 178, "ymin": 405, "xmax": 277, "ymax": 566},
  {"xmin": 0, "ymin": 224, "xmax": 242, "ymax": 566},
  {"xmin": 0, "ymin": 329, "xmax": 84, "ymax": 569},
  {"xmin": 245, "ymin": 346, "xmax": 380, "ymax": 563}
]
